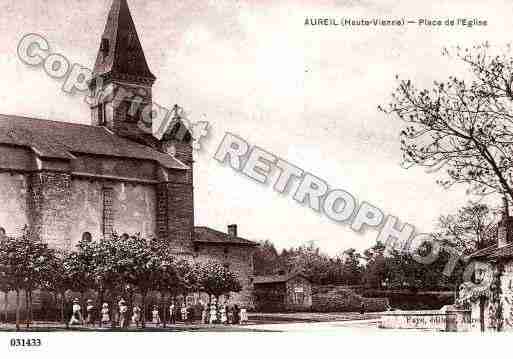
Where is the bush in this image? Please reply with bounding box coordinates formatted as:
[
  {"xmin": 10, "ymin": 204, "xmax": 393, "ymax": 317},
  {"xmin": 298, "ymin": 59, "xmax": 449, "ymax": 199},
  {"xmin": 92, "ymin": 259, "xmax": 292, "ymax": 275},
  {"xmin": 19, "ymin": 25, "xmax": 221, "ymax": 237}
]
[{"xmin": 312, "ymin": 287, "xmax": 389, "ymax": 312}]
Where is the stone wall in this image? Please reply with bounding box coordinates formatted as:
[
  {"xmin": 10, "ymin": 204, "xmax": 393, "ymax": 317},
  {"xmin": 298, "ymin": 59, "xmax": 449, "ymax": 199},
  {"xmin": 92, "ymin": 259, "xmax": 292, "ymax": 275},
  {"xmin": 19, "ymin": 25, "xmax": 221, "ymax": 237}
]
[
  {"xmin": 194, "ymin": 244, "xmax": 255, "ymax": 308},
  {"xmin": 0, "ymin": 174, "xmax": 158, "ymax": 249},
  {"xmin": 67, "ymin": 179, "xmax": 157, "ymax": 247},
  {"xmin": 500, "ymin": 262, "xmax": 513, "ymax": 331},
  {"xmin": 158, "ymin": 167, "xmax": 194, "ymax": 255},
  {"xmin": 27, "ymin": 172, "xmax": 72, "ymax": 249},
  {"xmin": 380, "ymin": 310, "xmax": 471, "ymax": 331},
  {"xmin": 0, "ymin": 172, "xmax": 29, "ymax": 236}
]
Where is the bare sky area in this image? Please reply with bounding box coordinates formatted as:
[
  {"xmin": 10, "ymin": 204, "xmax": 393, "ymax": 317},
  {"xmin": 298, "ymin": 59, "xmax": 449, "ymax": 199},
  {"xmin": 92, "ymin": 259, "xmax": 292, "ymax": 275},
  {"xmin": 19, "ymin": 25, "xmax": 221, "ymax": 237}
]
[{"xmin": 0, "ymin": 0, "xmax": 510, "ymax": 255}]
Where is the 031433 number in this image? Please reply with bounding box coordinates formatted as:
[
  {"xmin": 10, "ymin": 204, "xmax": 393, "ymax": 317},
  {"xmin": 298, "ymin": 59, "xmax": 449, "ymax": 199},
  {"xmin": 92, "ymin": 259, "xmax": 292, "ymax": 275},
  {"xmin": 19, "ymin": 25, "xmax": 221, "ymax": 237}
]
[{"xmin": 10, "ymin": 338, "xmax": 42, "ymax": 347}]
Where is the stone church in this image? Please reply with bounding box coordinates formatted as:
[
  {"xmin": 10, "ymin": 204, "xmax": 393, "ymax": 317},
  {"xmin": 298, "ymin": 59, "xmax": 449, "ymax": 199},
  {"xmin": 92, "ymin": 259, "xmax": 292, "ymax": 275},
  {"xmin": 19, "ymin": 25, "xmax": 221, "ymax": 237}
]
[{"xmin": 0, "ymin": 0, "xmax": 257, "ymax": 306}]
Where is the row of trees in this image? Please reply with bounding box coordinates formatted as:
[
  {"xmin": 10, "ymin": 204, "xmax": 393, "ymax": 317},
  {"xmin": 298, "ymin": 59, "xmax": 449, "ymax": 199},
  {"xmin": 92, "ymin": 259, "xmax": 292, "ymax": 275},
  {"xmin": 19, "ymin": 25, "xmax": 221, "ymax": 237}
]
[
  {"xmin": 0, "ymin": 229, "xmax": 241, "ymax": 330},
  {"xmin": 254, "ymin": 201, "xmax": 496, "ymax": 291}
]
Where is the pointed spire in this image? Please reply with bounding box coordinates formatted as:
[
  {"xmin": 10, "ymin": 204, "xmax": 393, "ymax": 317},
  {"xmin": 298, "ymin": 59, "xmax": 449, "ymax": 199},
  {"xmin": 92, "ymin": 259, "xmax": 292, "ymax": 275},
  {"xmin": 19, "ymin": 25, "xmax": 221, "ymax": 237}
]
[{"xmin": 93, "ymin": 0, "xmax": 155, "ymax": 82}]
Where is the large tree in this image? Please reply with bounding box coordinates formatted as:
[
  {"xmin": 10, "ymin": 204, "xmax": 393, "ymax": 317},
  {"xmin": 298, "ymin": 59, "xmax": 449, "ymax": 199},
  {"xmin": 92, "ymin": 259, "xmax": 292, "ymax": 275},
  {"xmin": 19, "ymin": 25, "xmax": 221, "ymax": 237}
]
[
  {"xmin": 435, "ymin": 201, "xmax": 497, "ymax": 253},
  {"xmin": 0, "ymin": 229, "xmax": 56, "ymax": 330},
  {"xmin": 197, "ymin": 261, "xmax": 242, "ymax": 303},
  {"xmin": 381, "ymin": 44, "xmax": 513, "ymax": 202}
]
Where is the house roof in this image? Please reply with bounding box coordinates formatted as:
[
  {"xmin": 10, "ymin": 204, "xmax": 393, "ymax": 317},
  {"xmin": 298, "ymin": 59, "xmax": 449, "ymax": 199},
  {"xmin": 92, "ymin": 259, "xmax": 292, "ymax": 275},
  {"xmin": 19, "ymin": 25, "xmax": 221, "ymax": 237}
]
[
  {"xmin": 468, "ymin": 242, "xmax": 513, "ymax": 260},
  {"xmin": 0, "ymin": 114, "xmax": 187, "ymax": 170},
  {"xmin": 489, "ymin": 243, "xmax": 513, "ymax": 259},
  {"xmin": 193, "ymin": 227, "xmax": 258, "ymax": 247},
  {"xmin": 468, "ymin": 244, "xmax": 499, "ymax": 260},
  {"xmin": 253, "ymin": 272, "xmax": 309, "ymax": 285},
  {"xmin": 93, "ymin": 0, "xmax": 155, "ymax": 81}
]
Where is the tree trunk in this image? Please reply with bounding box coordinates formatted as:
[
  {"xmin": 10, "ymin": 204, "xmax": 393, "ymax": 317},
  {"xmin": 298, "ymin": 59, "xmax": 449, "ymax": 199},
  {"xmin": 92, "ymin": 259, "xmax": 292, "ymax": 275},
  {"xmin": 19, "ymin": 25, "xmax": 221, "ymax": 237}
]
[
  {"xmin": 3, "ymin": 291, "xmax": 8, "ymax": 323},
  {"xmin": 98, "ymin": 287, "xmax": 104, "ymax": 328},
  {"xmin": 111, "ymin": 298, "xmax": 116, "ymax": 329},
  {"xmin": 80, "ymin": 292, "xmax": 85, "ymax": 325},
  {"xmin": 163, "ymin": 294, "xmax": 168, "ymax": 328},
  {"xmin": 141, "ymin": 294, "xmax": 146, "ymax": 328},
  {"xmin": 25, "ymin": 290, "xmax": 29, "ymax": 329},
  {"xmin": 128, "ymin": 289, "xmax": 134, "ymax": 328},
  {"xmin": 28, "ymin": 290, "xmax": 33, "ymax": 328},
  {"xmin": 60, "ymin": 292, "xmax": 65, "ymax": 324},
  {"xmin": 15, "ymin": 290, "xmax": 20, "ymax": 331}
]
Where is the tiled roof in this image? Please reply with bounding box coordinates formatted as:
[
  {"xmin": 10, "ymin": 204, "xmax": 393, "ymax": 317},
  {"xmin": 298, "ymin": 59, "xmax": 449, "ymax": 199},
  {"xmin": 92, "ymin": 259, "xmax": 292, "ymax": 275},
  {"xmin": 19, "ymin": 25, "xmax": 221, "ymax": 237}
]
[
  {"xmin": 0, "ymin": 114, "xmax": 187, "ymax": 170},
  {"xmin": 468, "ymin": 244, "xmax": 499, "ymax": 259},
  {"xmin": 489, "ymin": 243, "xmax": 513, "ymax": 259},
  {"xmin": 253, "ymin": 272, "xmax": 309, "ymax": 285},
  {"xmin": 193, "ymin": 227, "xmax": 258, "ymax": 247},
  {"xmin": 93, "ymin": 0, "xmax": 155, "ymax": 81},
  {"xmin": 468, "ymin": 243, "xmax": 513, "ymax": 260}
]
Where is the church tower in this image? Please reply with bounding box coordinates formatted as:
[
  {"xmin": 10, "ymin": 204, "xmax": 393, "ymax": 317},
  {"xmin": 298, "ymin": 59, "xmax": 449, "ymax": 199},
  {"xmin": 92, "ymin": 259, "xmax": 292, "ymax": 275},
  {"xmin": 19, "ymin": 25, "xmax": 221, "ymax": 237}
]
[{"xmin": 90, "ymin": 0, "xmax": 157, "ymax": 147}]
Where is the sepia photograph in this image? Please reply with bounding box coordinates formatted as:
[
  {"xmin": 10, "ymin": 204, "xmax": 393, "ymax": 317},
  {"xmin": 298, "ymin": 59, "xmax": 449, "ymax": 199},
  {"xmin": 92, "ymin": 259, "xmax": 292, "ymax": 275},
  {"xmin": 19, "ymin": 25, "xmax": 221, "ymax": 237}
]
[{"xmin": 1, "ymin": 0, "xmax": 513, "ymax": 357}]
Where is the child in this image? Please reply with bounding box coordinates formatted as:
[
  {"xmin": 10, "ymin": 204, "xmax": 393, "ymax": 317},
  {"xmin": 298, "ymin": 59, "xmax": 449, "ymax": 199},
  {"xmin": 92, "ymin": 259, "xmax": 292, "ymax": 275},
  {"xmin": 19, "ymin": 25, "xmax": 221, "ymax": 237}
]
[
  {"xmin": 209, "ymin": 301, "xmax": 217, "ymax": 324},
  {"xmin": 101, "ymin": 303, "xmax": 110, "ymax": 326},
  {"xmin": 169, "ymin": 303, "xmax": 176, "ymax": 324},
  {"xmin": 181, "ymin": 303, "xmax": 188, "ymax": 322},
  {"xmin": 152, "ymin": 305, "xmax": 161, "ymax": 327},
  {"xmin": 132, "ymin": 305, "xmax": 141, "ymax": 328},
  {"xmin": 227, "ymin": 305, "xmax": 234, "ymax": 324},
  {"xmin": 119, "ymin": 299, "xmax": 128, "ymax": 328},
  {"xmin": 240, "ymin": 307, "xmax": 248, "ymax": 325},
  {"xmin": 220, "ymin": 305, "xmax": 227, "ymax": 324},
  {"xmin": 69, "ymin": 298, "xmax": 82, "ymax": 326},
  {"xmin": 86, "ymin": 299, "xmax": 95, "ymax": 326}
]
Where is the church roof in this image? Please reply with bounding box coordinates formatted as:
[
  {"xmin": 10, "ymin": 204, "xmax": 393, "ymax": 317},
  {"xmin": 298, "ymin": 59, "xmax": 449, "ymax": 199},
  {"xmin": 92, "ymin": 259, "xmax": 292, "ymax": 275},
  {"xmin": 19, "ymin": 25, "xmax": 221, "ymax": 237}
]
[
  {"xmin": 194, "ymin": 227, "xmax": 258, "ymax": 247},
  {"xmin": 0, "ymin": 114, "xmax": 187, "ymax": 170},
  {"xmin": 93, "ymin": 0, "xmax": 155, "ymax": 82}
]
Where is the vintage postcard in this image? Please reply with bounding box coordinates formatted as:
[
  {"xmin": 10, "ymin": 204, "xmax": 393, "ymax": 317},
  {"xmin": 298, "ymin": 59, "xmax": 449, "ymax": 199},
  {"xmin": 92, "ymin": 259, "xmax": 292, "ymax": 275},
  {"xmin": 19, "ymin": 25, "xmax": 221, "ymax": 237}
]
[{"xmin": 0, "ymin": 0, "xmax": 512, "ymax": 357}]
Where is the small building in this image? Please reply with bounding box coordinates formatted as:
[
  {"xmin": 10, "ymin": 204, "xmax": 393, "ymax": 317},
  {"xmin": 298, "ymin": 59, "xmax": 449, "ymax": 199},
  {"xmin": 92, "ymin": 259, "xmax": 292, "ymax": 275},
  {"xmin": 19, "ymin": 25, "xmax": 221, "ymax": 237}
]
[
  {"xmin": 193, "ymin": 225, "xmax": 259, "ymax": 306},
  {"xmin": 253, "ymin": 272, "xmax": 312, "ymax": 312}
]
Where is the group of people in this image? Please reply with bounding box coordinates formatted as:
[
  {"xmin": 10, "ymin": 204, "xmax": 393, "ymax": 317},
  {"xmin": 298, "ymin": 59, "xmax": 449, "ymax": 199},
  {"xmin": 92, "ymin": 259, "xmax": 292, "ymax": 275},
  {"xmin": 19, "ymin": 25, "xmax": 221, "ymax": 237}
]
[{"xmin": 66, "ymin": 297, "xmax": 249, "ymax": 328}]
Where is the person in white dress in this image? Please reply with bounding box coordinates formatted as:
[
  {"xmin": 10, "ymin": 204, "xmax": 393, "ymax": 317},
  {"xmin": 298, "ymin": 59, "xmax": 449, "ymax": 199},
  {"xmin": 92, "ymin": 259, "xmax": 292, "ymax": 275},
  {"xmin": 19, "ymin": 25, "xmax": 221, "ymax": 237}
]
[
  {"xmin": 169, "ymin": 303, "xmax": 176, "ymax": 324},
  {"xmin": 69, "ymin": 298, "xmax": 82, "ymax": 326},
  {"xmin": 181, "ymin": 303, "xmax": 188, "ymax": 322},
  {"xmin": 118, "ymin": 299, "xmax": 128, "ymax": 328},
  {"xmin": 152, "ymin": 305, "xmax": 161, "ymax": 327},
  {"xmin": 209, "ymin": 300, "xmax": 217, "ymax": 324},
  {"xmin": 101, "ymin": 303, "xmax": 110, "ymax": 326},
  {"xmin": 132, "ymin": 305, "xmax": 142, "ymax": 328},
  {"xmin": 240, "ymin": 307, "xmax": 248, "ymax": 324},
  {"xmin": 220, "ymin": 305, "xmax": 227, "ymax": 324}
]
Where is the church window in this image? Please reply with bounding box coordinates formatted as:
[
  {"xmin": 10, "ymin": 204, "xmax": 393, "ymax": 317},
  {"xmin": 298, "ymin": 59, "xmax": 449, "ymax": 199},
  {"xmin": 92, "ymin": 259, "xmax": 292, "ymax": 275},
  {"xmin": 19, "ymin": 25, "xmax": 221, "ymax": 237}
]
[
  {"xmin": 98, "ymin": 104, "xmax": 106, "ymax": 126},
  {"xmin": 102, "ymin": 187, "xmax": 114, "ymax": 240},
  {"xmin": 126, "ymin": 101, "xmax": 142, "ymax": 123}
]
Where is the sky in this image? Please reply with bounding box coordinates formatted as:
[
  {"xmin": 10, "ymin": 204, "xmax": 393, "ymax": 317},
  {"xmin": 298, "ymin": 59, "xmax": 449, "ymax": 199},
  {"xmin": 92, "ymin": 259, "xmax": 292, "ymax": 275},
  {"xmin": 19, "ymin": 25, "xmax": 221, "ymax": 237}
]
[{"xmin": 0, "ymin": 0, "xmax": 511, "ymax": 255}]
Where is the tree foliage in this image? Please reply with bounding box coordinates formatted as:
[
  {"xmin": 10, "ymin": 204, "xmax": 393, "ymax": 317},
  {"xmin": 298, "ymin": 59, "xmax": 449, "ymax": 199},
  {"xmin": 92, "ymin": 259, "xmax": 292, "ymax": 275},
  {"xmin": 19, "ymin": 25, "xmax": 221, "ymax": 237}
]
[
  {"xmin": 435, "ymin": 201, "xmax": 498, "ymax": 253},
  {"xmin": 381, "ymin": 43, "xmax": 513, "ymax": 202}
]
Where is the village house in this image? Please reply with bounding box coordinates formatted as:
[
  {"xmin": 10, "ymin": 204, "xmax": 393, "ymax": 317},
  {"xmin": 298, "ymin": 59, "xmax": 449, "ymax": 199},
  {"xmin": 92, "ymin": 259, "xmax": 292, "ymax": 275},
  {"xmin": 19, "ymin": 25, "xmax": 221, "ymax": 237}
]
[
  {"xmin": 0, "ymin": 0, "xmax": 257, "ymax": 308},
  {"xmin": 462, "ymin": 199, "xmax": 513, "ymax": 332},
  {"xmin": 253, "ymin": 272, "xmax": 312, "ymax": 312}
]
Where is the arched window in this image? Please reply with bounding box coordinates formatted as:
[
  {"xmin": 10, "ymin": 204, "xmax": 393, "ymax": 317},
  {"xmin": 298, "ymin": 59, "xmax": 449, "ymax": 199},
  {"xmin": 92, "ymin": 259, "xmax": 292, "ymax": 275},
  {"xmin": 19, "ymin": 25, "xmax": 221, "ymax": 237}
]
[{"xmin": 82, "ymin": 232, "xmax": 92, "ymax": 242}]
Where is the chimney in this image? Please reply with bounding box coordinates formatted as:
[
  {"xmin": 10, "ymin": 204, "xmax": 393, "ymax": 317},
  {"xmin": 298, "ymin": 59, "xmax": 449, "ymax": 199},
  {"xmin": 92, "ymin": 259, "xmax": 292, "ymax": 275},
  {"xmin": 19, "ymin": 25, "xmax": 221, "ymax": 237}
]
[
  {"xmin": 228, "ymin": 224, "xmax": 238, "ymax": 237},
  {"xmin": 498, "ymin": 197, "xmax": 513, "ymax": 247}
]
